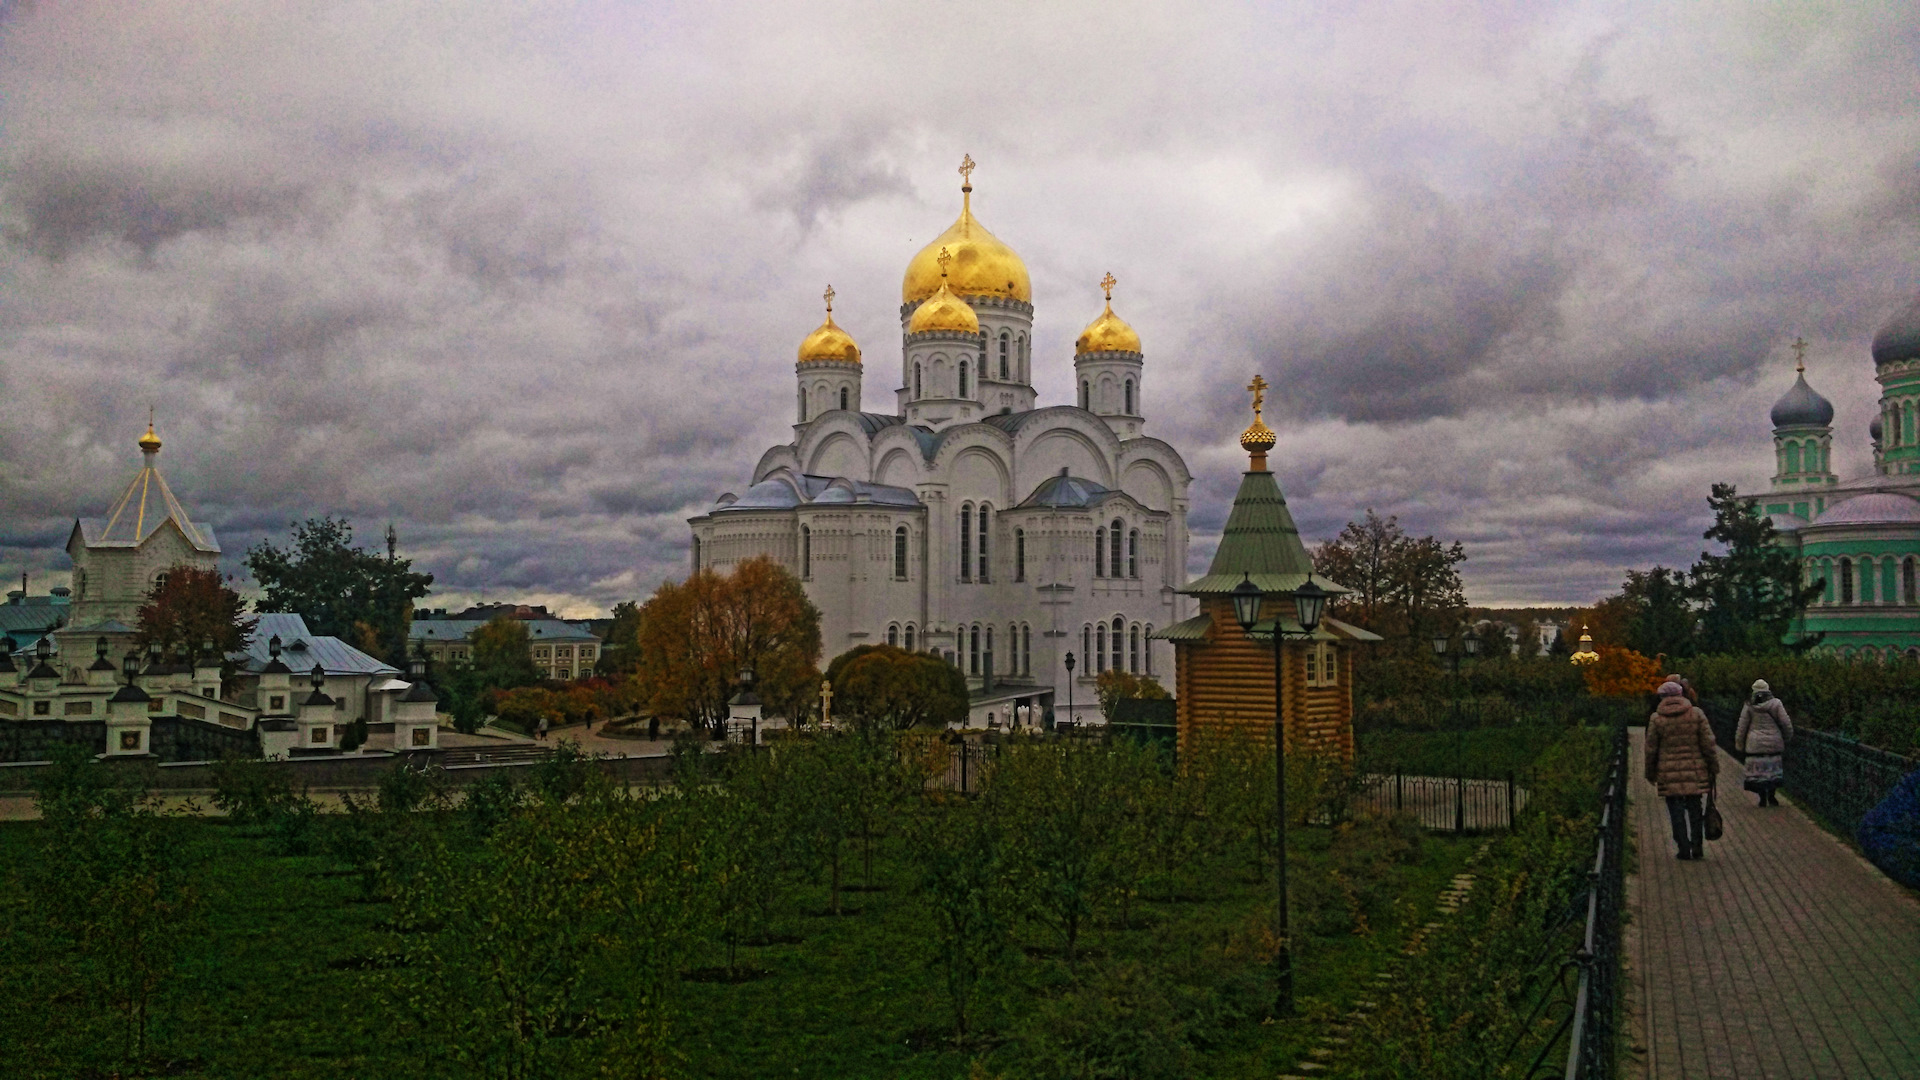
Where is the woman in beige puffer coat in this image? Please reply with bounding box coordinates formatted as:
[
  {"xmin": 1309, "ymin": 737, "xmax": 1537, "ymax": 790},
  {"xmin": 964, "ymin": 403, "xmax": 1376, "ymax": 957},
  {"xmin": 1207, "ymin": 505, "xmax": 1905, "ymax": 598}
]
[
  {"xmin": 1646, "ymin": 681, "xmax": 1718, "ymax": 860},
  {"xmin": 1736, "ymin": 679, "xmax": 1794, "ymax": 807}
]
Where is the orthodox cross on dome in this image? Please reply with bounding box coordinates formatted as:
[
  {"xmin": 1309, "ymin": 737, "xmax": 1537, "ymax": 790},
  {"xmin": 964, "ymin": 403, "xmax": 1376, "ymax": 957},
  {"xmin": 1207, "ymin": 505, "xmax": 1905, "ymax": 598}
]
[
  {"xmin": 823, "ymin": 284, "xmax": 835, "ymax": 316},
  {"xmin": 1100, "ymin": 272, "xmax": 1117, "ymax": 303},
  {"xmin": 1246, "ymin": 374, "xmax": 1269, "ymax": 419},
  {"xmin": 936, "ymin": 246, "xmax": 952, "ymax": 279},
  {"xmin": 1792, "ymin": 336, "xmax": 1808, "ymax": 374},
  {"xmin": 958, "ymin": 154, "xmax": 975, "ymax": 190}
]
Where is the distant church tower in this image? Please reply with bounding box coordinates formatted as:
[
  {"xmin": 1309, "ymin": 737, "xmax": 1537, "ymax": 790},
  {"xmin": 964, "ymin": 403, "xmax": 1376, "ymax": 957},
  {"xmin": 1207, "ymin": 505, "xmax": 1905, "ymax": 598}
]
[{"xmin": 1767, "ymin": 338, "xmax": 1838, "ymax": 519}]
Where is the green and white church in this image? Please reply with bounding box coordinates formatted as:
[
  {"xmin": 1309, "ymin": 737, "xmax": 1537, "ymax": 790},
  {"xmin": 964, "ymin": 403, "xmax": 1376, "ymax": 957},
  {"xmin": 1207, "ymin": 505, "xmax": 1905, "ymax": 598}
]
[{"xmin": 1758, "ymin": 293, "xmax": 1920, "ymax": 660}]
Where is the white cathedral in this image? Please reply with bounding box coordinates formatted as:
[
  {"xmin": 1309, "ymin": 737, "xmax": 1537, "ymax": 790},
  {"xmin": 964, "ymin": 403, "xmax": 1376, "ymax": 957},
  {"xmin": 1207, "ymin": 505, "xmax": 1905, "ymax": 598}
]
[{"xmin": 689, "ymin": 158, "xmax": 1194, "ymax": 726}]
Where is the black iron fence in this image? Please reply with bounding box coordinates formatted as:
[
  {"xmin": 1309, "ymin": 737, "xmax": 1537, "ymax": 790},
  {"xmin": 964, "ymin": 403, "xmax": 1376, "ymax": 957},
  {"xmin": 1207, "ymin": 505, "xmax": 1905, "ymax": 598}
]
[
  {"xmin": 1702, "ymin": 697, "xmax": 1917, "ymax": 839},
  {"xmin": 1349, "ymin": 771, "xmax": 1527, "ymax": 832}
]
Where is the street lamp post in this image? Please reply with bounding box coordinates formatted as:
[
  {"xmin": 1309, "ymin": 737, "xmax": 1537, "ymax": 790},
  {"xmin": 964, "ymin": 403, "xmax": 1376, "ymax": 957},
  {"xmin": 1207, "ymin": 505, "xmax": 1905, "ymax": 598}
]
[
  {"xmin": 1230, "ymin": 571, "xmax": 1327, "ymax": 1019},
  {"xmin": 1431, "ymin": 632, "xmax": 1480, "ymax": 832},
  {"xmin": 739, "ymin": 667, "xmax": 757, "ymax": 747},
  {"xmin": 1063, "ymin": 651, "xmax": 1076, "ymax": 733}
]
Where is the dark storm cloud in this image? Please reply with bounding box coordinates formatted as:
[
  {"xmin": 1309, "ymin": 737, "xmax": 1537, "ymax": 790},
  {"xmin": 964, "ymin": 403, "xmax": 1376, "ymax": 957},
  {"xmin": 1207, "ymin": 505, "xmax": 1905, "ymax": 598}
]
[{"xmin": 1, "ymin": 0, "xmax": 1917, "ymax": 614}]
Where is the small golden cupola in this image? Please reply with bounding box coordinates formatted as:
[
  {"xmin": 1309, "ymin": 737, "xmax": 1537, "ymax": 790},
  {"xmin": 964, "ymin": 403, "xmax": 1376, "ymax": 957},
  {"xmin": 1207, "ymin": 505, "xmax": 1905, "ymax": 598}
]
[
  {"xmin": 138, "ymin": 411, "xmax": 163, "ymax": 455},
  {"xmin": 907, "ymin": 248, "xmax": 981, "ymax": 335},
  {"xmin": 797, "ymin": 285, "xmax": 861, "ymax": 365},
  {"xmin": 901, "ymin": 155, "xmax": 1031, "ymax": 304},
  {"xmin": 1239, "ymin": 374, "xmax": 1277, "ymax": 471},
  {"xmin": 1076, "ymin": 272, "xmax": 1142, "ymax": 355}
]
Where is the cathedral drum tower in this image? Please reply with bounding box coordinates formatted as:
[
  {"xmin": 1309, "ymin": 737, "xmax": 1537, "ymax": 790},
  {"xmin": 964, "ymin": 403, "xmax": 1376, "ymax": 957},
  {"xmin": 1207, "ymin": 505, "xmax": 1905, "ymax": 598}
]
[{"xmin": 691, "ymin": 156, "xmax": 1194, "ymax": 726}]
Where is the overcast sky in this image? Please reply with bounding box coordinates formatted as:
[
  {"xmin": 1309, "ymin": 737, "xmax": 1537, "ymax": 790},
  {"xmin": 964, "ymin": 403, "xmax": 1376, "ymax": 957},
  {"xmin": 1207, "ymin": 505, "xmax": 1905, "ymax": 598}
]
[{"xmin": 2, "ymin": 1, "xmax": 1917, "ymax": 616}]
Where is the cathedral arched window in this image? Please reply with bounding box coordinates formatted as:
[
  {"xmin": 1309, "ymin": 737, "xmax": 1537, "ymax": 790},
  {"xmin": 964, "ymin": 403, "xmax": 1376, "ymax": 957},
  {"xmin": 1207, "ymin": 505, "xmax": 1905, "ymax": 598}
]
[
  {"xmin": 1110, "ymin": 617, "xmax": 1124, "ymax": 672},
  {"xmin": 1082, "ymin": 625, "xmax": 1092, "ymax": 670},
  {"xmin": 1014, "ymin": 528, "xmax": 1026, "ymax": 581},
  {"xmin": 985, "ymin": 625, "xmax": 994, "ymax": 675},
  {"xmin": 894, "ymin": 526, "xmax": 909, "ymax": 580},
  {"xmin": 1094, "ymin": 624, "xmax": 1106, "ymax": 672},
  {"xmin": 800, "ymin": 526, "xmax": 812, "ymax": 579},
  {"xmin": 798, "ymin": 390, "xmax": 807, "ymax": 422},
  {"xmin": 1128, "ymin": 624, "xmax": 1139, "ymax": 673},
  {"xmin": 1906, "ymin": 557, "xmax": 1917, "ymax": 604},
  {"xmin": 1905, "ymin": 402, "xmax": 1915, "ymax": 445},
  {"xmin": 1785, "ymin": 442, "xmax": 1801, "ymax": 473},
  {"xmin": 999, "ymin": 332, "xmax": 1009, "ymax": 380},
  {"xmin": 1143, "ymin": 624, "xmax": 1153, "ymax": 674},
  {"xmin": 959, "ymin": 504, "xmax": 973, "ymax": 581},
  {"xmin": 914, "ymin": 363, "xmax": 922, "ymax": 399},
  {"xmin": 905, "ymin": 623, "xmax": 916, "ymax": 651},
  {"xmin": 887, "ymin": 623, "xmax": 899, "ymax": 647},
  {"xmin": 839, "ymin": 387, "xmax": 848, "ymax": 412},
  {"xmin": 1022, "ymin": 624, "xmax": 1032, "ymax": 675},
  {"xmin": 959, "ymin": 361, "xmax": 969, "ymax": 399},
  {"xmin": 1080, "ymin": 381, "xmax": 1090, "ymax": 409},
  {"xmin": 1018, "ymin": 334, "xmax": 1027, "ymax": 374},
  {"xmin": 1128, "ymin": 529, "xmax": 1139, "ymax": 578},
  {"xmin": 1840, "ymin": 557, "xmax": 1853, "ymax": 605},
  {"xmin": 969, "ymin": 624, "xmax": 981, "ymax": 675},
  {"xmin": 1124, "ymin": 379, "xmax": 1134, "ymax": 415},
  {"xmin": 977, "ymin": 505, "xmax": 991, "ymax": 582},
  {"xmin": 1109, "ymin": 519, "xmax": 1124, "ymax": 577},
  {"xmin": 691, "ymin": 537, "xmax": 701, "ymax": 573},
  {"xmin": 1881, "ymin": 557, "xmax": 1896, "ymax": 605},
  {"xmin": 1094, "ymin": 527, "xmax": 1106, "ymax": 577}
]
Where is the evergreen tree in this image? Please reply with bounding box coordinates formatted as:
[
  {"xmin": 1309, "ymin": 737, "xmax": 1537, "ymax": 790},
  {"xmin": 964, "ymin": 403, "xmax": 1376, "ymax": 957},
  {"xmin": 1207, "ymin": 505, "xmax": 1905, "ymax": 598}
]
[
  {"xmin": 1620, "ymin": 566, "xmax": 1696, "ymax": 660},
  {"xmin": 245, "ymin": 517, "xmax": 433, "ymax": 663},
  {"xmin": 1688, "ymin": 484, "xmax": 1822, "ymax": 654}
]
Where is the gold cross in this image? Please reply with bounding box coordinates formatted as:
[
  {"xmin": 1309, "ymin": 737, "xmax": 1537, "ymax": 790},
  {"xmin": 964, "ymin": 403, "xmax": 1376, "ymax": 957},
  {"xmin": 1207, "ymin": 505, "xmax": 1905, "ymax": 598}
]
[
  {"xmin": 958, "ymin": 154, "xmax": 975, "ymax": 186},
  {"xmin": 1792, "ymin": 336, "xmax": 1808, "ymax": 373},
  {"xmin": 1100, "ymin": 272, "xmax": 1116, "ymax": 302},
  {"xmin": 1246, "ymin": 374, "xmax": 1268, "ymax": 417},
  {"xmin": 936, "ymin": 246, "xmax": 952, "ymax": 278},
  {"xmin": 823, "ymin": 284, "xmax": 835, "ymax": 315}
]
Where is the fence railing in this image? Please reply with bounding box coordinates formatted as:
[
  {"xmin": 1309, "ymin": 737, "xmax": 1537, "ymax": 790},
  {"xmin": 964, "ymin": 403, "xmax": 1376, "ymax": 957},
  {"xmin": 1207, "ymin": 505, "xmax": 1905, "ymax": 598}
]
[
  {"xmin": 1701, "ymin": 698, "xmax": 1917, "ymax": 839},
  {"xmin": 1348, "ymin": 771, "xmax": 1527, "ymax": 832}
]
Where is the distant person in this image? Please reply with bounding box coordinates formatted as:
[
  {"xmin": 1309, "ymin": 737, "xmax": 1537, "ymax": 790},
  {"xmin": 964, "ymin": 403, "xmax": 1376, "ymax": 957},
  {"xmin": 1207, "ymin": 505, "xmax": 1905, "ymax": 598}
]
[
  {"xmin": 1737, "ymin": 680, "xmax": 1794, "ymax": 807},
  {"xmin": 1646, "ymin": 680, "xmax": 1718, "ymax": 860},
  {"xmin": 648, "ymin": 716, "xmax": 659, "ymax": 740},
  {"xmin": 1662, "ymin": 673, "xmax": 1700, "ymax": 705},
  {"xmin": 536, "ymin": 715, "xmax": 549, "ymax": 741}
]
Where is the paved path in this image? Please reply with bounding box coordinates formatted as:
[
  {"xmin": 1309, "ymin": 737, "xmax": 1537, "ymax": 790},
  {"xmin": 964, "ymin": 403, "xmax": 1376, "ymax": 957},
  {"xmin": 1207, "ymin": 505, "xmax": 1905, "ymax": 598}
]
[{"xmin": 1625, "ymin": 728, "xmax": 1920, "ymax": 1079}]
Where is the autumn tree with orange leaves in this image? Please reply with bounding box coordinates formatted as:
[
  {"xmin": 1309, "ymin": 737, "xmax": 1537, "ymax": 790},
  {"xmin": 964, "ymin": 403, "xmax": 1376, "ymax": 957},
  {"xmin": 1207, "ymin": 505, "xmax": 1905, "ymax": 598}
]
[
  {"xmin": 635, "ymin": 556, "xmax": 822, "ymax": 728},
  {"xmin": 134, "ymin": 565, "xmax": 253, "ymax": 660}
]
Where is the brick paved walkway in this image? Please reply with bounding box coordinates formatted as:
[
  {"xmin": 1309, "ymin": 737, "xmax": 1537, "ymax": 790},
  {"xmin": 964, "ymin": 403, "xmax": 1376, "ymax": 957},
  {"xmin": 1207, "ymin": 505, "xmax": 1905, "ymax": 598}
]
[{"xmin": 1625, "ymin": 728, "xmax": 1920, "ymax": 1079}]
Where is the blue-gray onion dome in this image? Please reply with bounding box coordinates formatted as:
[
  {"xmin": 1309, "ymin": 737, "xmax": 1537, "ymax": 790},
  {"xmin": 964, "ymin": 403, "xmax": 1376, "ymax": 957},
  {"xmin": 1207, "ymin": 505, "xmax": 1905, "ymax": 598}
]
[
  {"xmin": 1770, "ymin": 372, "xmax": 1834, "ymax": 428},
  {"xmin": 1872, "ymin": 291, "xmax": 1920, "ymax": 367}
]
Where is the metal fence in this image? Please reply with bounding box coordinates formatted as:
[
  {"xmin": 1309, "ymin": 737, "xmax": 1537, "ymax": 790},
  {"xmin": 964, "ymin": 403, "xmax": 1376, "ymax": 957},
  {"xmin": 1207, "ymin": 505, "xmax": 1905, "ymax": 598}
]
[
  {"xmin": 1702, "ymin": 697, "xmax": 1917, "ymax": 838},
  {"xmin": 1349, "ymin": 771, "xmax": 1527, "ymax": 832}
]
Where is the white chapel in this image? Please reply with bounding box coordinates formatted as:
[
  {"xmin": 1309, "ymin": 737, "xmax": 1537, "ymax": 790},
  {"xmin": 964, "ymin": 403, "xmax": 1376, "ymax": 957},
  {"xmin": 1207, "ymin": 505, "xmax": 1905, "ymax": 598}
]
[{"xmin": 689, "ymin": 158, "xmax": 1194, "ymax": 726}]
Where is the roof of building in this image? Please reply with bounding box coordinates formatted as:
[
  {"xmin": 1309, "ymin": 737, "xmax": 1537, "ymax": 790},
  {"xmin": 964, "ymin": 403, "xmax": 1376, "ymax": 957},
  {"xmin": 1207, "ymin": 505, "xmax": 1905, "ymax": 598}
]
[
  {"xmin": 1018, "ymin": 471, "xmax": 1115, "ymax": 509},
  {"xmin": 1767, "ymin": 512, "xmax": 1806, "ymax": 532},
  {"xmin": 1809, "ymin": 492, "xmax": 1920, "ymax": 527},
  {"xmin": 1770, "ymin": 372, "xmax": 1834, "ymax": 428},
  {"xmin": 1181, "ymin": 468, "xmax": 1350, "ymax": 597},
  {"xmin": 78, "ymin": 430, "xmax": 219, "ymax": 553},
  {"xmin": 710, "ymin": 471, "xmax": 921, "ymax": 513},
  {"xmin": 400, "ymin": 680, "xmax": 439, "ymax": 703},
  {"xmin": 0, "ymin": 603, "xmax": 67, "ymax": 636},
  {"xmin": 235, "ymin": 613, "xmax": 399, "ymax": 676},
  {"xmin": 405, "ymin": 618, "xmax": 599, "ymax": 644},
  {"xmin": 1872, "ymin": 291, "xmax": 1920, "ymax": 367}
]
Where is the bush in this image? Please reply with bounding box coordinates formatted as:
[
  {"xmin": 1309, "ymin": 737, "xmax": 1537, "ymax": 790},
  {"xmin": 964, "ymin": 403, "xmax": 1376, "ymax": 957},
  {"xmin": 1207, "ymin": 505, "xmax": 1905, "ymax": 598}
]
[{"xmin": 210, "ymin": 755, "xmax": 297, "ymax": 826}]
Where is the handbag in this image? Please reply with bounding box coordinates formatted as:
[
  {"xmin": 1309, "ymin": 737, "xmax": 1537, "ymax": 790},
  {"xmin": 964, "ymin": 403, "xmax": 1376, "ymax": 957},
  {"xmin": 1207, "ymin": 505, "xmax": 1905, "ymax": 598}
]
[{"xmin": 1703, "ymin": 779, "xmax": 1724, "ymax": 841}]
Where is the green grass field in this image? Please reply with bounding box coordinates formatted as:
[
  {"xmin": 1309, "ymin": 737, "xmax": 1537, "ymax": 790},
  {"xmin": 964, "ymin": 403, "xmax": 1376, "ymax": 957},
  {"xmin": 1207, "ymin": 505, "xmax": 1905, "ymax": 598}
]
[{"xmin": 0, "ymin": 810, "xmax": 1477, "ymax": 1079}]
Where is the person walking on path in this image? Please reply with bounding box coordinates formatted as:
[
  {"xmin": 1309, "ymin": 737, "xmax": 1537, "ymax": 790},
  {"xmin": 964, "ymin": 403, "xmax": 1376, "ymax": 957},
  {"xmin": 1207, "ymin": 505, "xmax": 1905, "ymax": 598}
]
[
  {"xmin": 536, "ymin": 715, "xmax": 549, "ymax": 741},
  {"xmin": 1662, "ymin": 672, "xmax": 1699, "ymax": 704},
  {"xmin": 1736, "ymin": 679, "xmax": 1793, "ymax": 807},
  {"xmin": 1647, "ymin": 680, "xmax": 1718, "ymax": 860}
]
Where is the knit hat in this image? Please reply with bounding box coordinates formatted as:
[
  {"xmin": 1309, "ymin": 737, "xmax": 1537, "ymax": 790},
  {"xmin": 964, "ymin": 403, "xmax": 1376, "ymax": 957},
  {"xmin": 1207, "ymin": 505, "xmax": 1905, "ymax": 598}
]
[
  {"xmin": 1657, "ymin": 681, "xmax": 1685, "ymax": 697},
  {"xmin": 1752, "ymin": 679, "xmax": 1770, "ymax": 694}
]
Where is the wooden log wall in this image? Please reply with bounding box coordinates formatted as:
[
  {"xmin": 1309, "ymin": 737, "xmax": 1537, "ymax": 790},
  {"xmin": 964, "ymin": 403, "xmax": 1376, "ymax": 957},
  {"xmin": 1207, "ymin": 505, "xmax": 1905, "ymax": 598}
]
[{"xmin": 1174, "ymin": 598, "xmax": 1354, "ymax": 763}]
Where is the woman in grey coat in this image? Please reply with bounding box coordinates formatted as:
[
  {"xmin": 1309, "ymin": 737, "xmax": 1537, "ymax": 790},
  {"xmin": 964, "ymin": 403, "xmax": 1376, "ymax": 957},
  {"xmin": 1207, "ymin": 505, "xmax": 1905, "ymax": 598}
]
[{"xmin": 1736, "ymin": 679, "xmax": 1794, "ymax": 807}]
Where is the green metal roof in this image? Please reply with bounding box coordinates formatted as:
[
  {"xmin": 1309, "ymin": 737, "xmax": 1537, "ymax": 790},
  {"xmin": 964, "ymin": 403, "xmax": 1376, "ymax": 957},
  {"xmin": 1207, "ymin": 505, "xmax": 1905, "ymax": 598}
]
[
  {"xmin": 1154, "ymin": 614, "xmax": 1213, "ymax": 642},
  {"xmin": 1181, "ymin": 469, "xmax": 1349, "ymax": 597}
]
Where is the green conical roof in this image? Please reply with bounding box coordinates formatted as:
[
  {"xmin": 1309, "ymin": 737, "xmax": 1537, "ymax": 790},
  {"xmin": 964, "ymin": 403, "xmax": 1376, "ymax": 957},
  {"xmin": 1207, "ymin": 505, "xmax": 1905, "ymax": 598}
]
[{"xmin": 1182, "ymin": 469, "xmax": 1348, "ymax": 596}]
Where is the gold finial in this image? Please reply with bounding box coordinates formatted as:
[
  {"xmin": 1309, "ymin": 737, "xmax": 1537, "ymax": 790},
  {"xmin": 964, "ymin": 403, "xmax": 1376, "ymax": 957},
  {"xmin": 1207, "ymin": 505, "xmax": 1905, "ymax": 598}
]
[
  {"xmin": 1238, "ymin": 374, "xmax": 1276, "ymax": 471},
  {"xmin": 936, "ymin": 246, "xmax": 952, "ymax": 280},
  {"xmin": 138, "ymin": 407, "xmax": 162, "ymax": 455},
  {"xmin": 1792, "ymin": 336, "xmax": 1808, "ymax": 374},
  {"xmin": 958, "ymin": 153, "xmax": 975, "ymax": 191},
  {"xmin": 1100, "ymin": 272, "xmax": 1116, "ymax": 303},
  {"xmin": 823, "ymin": 283, "xmax": 835, "ymax": 319}
]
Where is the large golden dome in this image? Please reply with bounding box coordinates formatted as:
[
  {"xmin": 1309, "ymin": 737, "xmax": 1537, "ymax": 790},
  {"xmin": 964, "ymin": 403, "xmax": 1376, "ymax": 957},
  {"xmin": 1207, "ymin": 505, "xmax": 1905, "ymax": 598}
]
[
  {"xmin": 1075, "ymin": 273, "xmax": 1141, "ymax": 354},
  {"xmin": 901, "ymin": 157, "xmax": 1031, "ymax": 304},
  {"xmin": 797, "ymin": 285, "xmax": 860, "ymax": 364}
]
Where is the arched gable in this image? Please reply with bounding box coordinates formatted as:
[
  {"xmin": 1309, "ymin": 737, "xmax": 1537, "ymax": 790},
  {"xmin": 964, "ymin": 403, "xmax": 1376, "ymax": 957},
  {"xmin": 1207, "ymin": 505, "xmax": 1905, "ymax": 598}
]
[
  {"xmin": 947, "ymin": 444, "xmax": 1013, "ymax": 506},
  {"xmin": 1121, "ymin": 459, "xmax": 1175, "ymax": 512},
  {"xmin": 875, "ymin": 447, "xmax": 920, "ymax": 488},
  {"xmin": 807, "ymin": 431, "xmax": 868, "ymax": 479},
  {"xmin": 753, "ymin": 444, "xmax": 802, "ymax": 484}
]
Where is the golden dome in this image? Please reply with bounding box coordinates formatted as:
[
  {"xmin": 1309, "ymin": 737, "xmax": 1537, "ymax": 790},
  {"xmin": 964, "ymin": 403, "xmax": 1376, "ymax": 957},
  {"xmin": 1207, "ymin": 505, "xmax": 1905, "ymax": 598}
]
[
  {"xmin": 1075, "ymin": 273, "xmax": 1142, "ymax": 354},
  {"xmin": 907, "ymin": 248, "xmax": 982, "ymax": 335},
  {"xmin": 901, "ymin": 156, "xmax": 1031, "ymax": 304},
  {"xmin": 1239, "ymin": 374, "xmax": 1276, "ymax": 470},
  {"xmin": 798, "ymin": 285, "xmax": 860, "ymax": 364},
  {"xmin": 138, "ymin": 417, "xmax": 162, "ymax": 454}
]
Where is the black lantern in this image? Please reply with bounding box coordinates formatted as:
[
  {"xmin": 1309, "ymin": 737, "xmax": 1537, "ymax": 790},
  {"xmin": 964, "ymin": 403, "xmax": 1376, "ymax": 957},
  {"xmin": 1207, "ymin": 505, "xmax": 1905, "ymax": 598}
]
[
  {"xmin": 96, "ymin": 636, "xmax": 109, "ymax": 660},
  {"xmin": 739, "ymin": 667, "xmax": 754, "ymax": 688},
  {"xmin": 1293, "ymin": 576, "xmax": 1327, "ymax": 635},
  {"xmin": 1431, "ymin": 634, "xmax": 1449, "ymax": 657},
  {"xmin": 268, "ymin": 634, "xmax": 282, "ymax": 659},
  {"xmin": 310, "ymin": 663, "xmax": 325, "ymax": 689},
  {"xmin": 1231, "ymin": 572, "xmax": 1263, "ymax": 633},
  {"xmin": 201, "ymin": 637, "xmax": 215, "ymax": 662},
  {"xmin": 1064, "ymin": 651, "xmax": 1076, "ymax": 674},
  {"xmin": 123, "ymin": 651, "xmax": 140, "ymax": 680},
  {"xmin": 1464, "ymin": 634, "xmax": 1481, "ymax": 657},
  {"xmin": 36, "ymin": 636, "xmax": 51, "ymax": 663}
]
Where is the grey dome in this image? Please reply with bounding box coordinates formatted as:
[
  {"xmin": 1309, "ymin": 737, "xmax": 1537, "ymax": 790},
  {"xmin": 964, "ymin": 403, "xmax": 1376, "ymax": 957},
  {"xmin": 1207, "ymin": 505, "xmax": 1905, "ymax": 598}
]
[
  {"xmin": 1770, "ymin": 373, "xmax": 1834, "ymax": 428},
  {"xmin": 1811, "ymin": 493, "xmax": 1920, "ymax": 527},
  {"xmin": 1872, "ymin": 292, "xmax": 1920, "ymax": 367}
]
